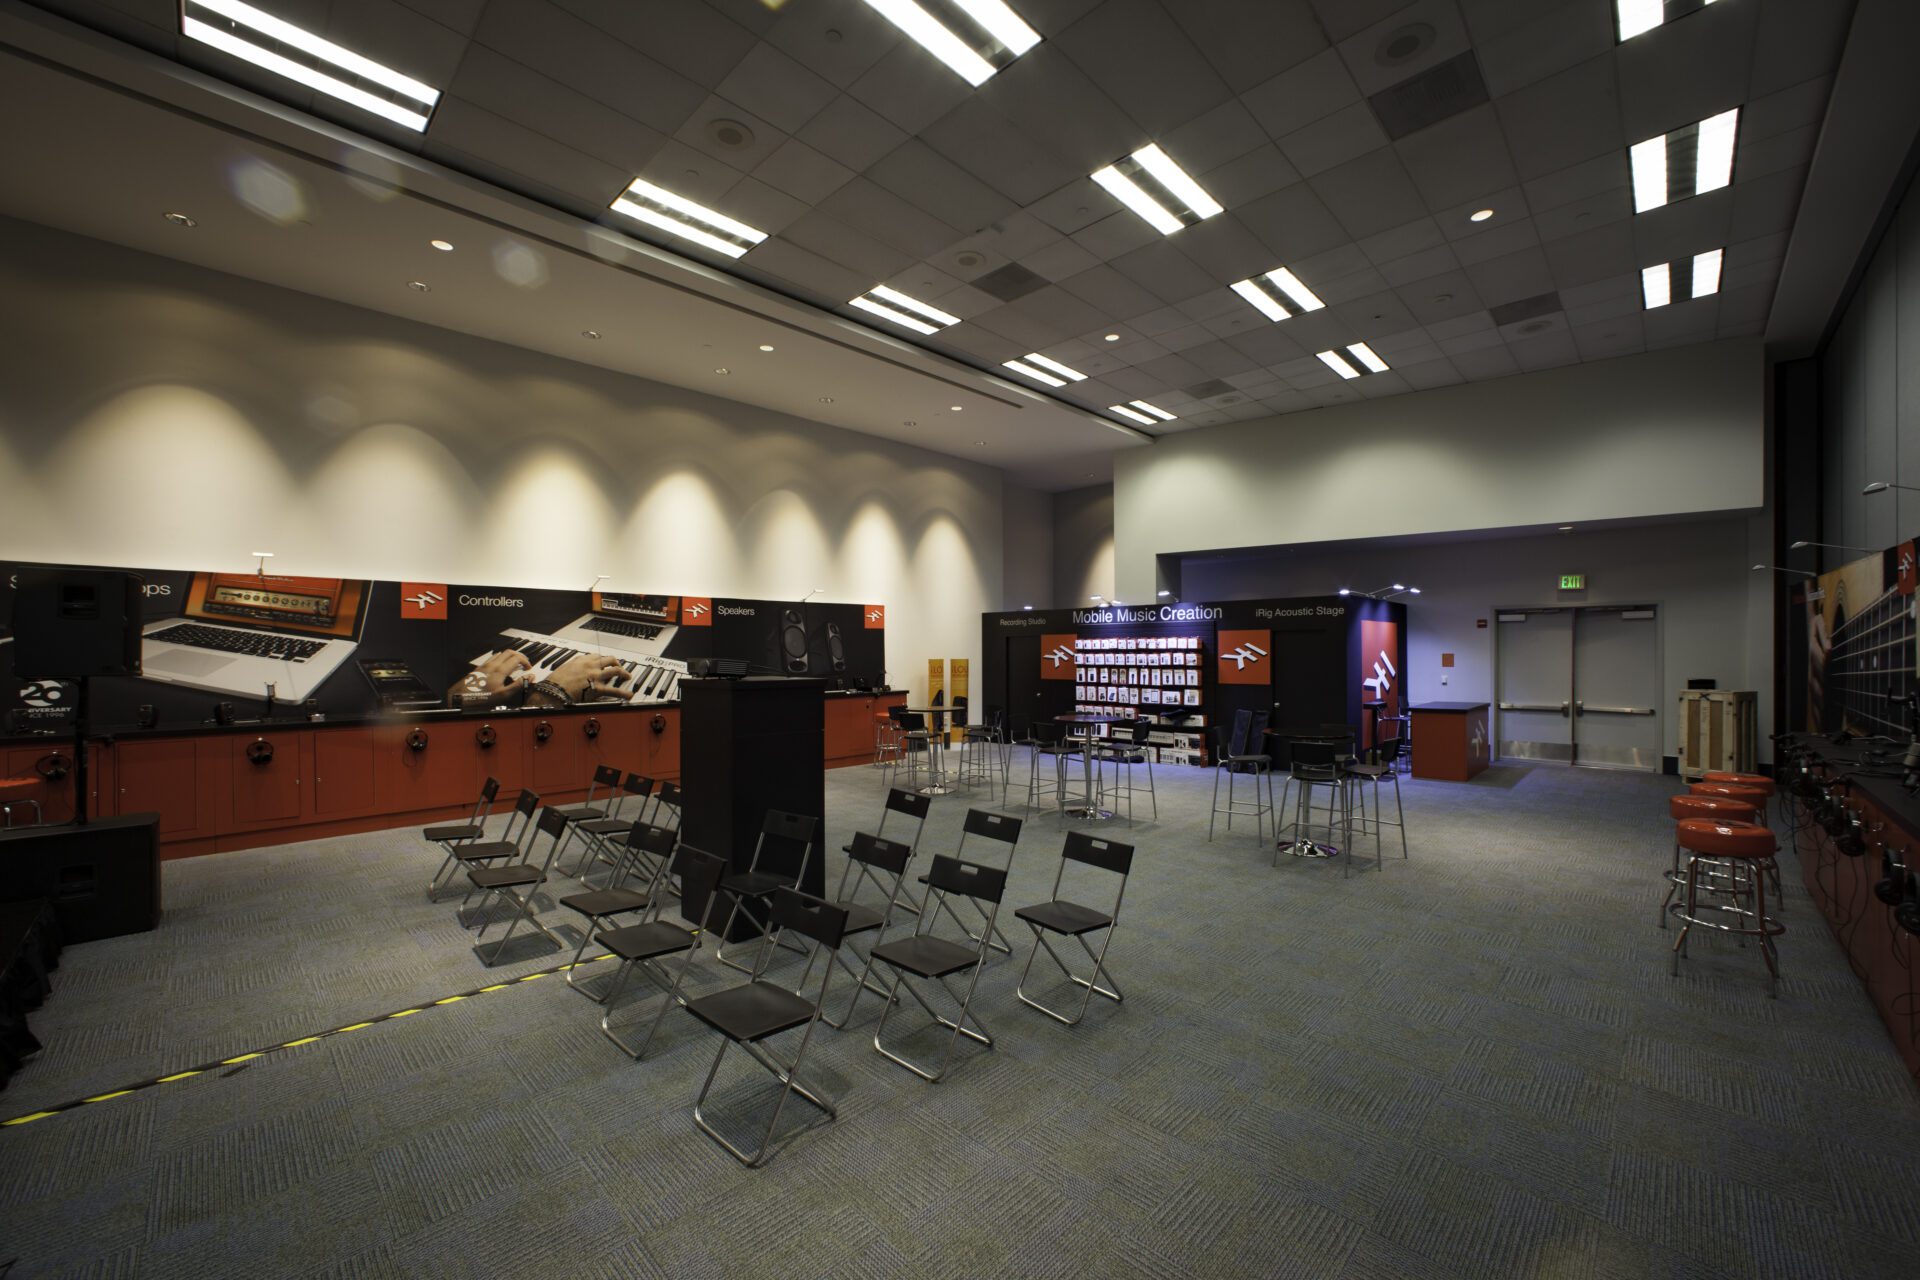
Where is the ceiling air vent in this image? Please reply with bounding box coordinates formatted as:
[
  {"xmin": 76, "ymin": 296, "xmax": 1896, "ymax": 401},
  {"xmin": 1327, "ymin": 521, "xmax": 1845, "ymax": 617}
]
[
  {"xmin": 973, "ymin": 262, "xmax": 1048, "ymax": 303},
  {"xmin": 1369, "ymin": 51, "xmax": 1489, "ymax": 140},
  {"xmin": 1184, "ymin": 378, "xmax": 1235, "ymax": 400},
  {"xmin": 1488, "ymin": 292, "xmax": 1563, "ymax": 327}
]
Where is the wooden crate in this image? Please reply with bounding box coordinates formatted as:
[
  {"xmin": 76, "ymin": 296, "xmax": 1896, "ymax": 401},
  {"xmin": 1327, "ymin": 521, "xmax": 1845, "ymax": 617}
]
[{"xmin": 1678, "ymin": 690, "xmax": 1757, "ymax": 778}]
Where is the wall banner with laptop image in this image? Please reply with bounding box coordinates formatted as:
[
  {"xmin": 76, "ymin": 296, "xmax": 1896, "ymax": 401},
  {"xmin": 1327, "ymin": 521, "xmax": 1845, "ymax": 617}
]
[{"xmin": 0, "ymin": 561, "xmax": 888, "ymax": 736}]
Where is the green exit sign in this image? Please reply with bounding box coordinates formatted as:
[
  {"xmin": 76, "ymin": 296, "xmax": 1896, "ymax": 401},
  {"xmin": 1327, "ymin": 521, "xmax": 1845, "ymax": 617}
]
[{"xmin": 1559, "ymin": 574, "xmax": 1586, "ymax": 590}]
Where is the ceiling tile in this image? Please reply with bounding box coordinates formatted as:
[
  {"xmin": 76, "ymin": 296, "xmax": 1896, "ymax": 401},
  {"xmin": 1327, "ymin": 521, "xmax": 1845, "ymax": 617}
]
[
  {"xmin": 1564, "ymin": 288, "xmax": 1641, "ymax": 329},
  {"xmin": 1156, "ymin": 323, "xmax": 1218, "ymax": 353},
  {"xmin": 1643, "ymin": 297, "xmax": 1720, "ymax": 349},
  {"xmin": 1615, "ymin": 0, "xmax": 1759, "ymax": 143},
  {"xmin": 923, "ymin": 98, "xmax": 1079, "ymax": 206},
  {"xmin": 1571, "ymin": 316, "xmax": 1647, "ymax": 361},
  {"xmin": 1168, "ymin": 0, "xmax": 1332, "ymax": 94},
  {"xmin": 1071, "ymin": 211, "xmax": 1162, "ymax": 261},
  {"xmin": 1558, "ymin": 271, "xmax": 1639, "ymax": 310},
  {"xmin": 1332, "ymin": 287, "xmax": 1420, "ymax": 337},
  {"xmin": 1110, "ymin": 240, "xmax": 1219, "ymax": 304},
  {"xmin": 1629, "ymin": 191, "xmax": 1734, "ymax": 267},
  {"xmin": 1470, "ymin": 0, "xmax": 1612, "ymax": 98},
  {"xmin": 846, "ymin": 41, "xmax": 976, "ymax": 135},
  {"xmin": 1541, "ymin": 218, "xmax": 1637, "ymax": 291},
  {"xmin": 1448, "ymin": 344, "xmax": 1521, "ymax": 379},
  {"xmin": 1241, "ymin": 47, "xmax": 1364, "ymax": 140},
  {"xmin": 555, "ymin": 0, "xmax": 757, "ymax": 89},
  {"xmin": 1735, "ymin": 124, "xmax": 1819, "ymax": 187},
  {"xmin": 974, "ymin": 43, "xmax": 1139, "ymax": 178},
  {"xmin": 1315, "ymin": 265, "xmax": 1393, "ymax": 305},
  {"xmin": 1279, "ymin": 101, "xmax": 1392, "ymax": 179},
  {"xmin": 1309, "ymin": 145, "xmax": 1428, "ymax": 240},
  {"xmin": 1161, "ymin": 98, "xmax": 1271, "ymax": 178},
  {"xmin": 1399, "ymin": 271, "xmax": 1489, "ymax": 326},
  {"xmin": 1054, "ymin": 0, "xmax": 1235, "ymax": 138},
  {"xmin": 447, "ymin": 45, "xmax": 667, "ymax": 178},
  {"xmin": 1748, "ymin": 0, "xmax": 1853, "ymax": 99},
  {"xmin": 1523, "ymin": 153, "xmax": 1625, "ymax": 218},
  {"xmin": 781, "ymin": 209, "xmax": 914, "ymax": 282},
  {"xmin": 866, "ymin": 140, "xmax": 1019, "ymax": 236},
  {"xmin": 1397, "ymin": 356, "xmax": 1465, "ymax": 389},
  {"xmin": 794, "ymin": 94, "xmax": 908, "ymax": 171},
  {"xmin": 1223, "ymin": 323, "xmax": 1311, "ymax": 367},
  {"xmin": 1727, "ymin": 165, "xmax": 1811, "ymax": 245},
  {"xmin": 1508, "ymin": 328, "xmax": 1579, "ymax": 372},
  {"xmin": 1173, "ymin": 214, "xmax": 1280, "ymax": 285},
  {"xmin": 1452, "ymin": 215, "xmax": 1540, "ymax": 266},
  {"xmin": 1333, "ymin": 0, "xmax": 1473, "ymax": 97},
  {"xmin": 1183, "ymin": 339, "xmax": 1262, "ymax": 379},
  {"xmin": 1494, "ymin": 57, "xmax": 1622, "ymax": 185},
  {"xmin": 718, "ymin": 175, "xmax": 810, "ymax": 236},
  {"xmin": 671, "ymin": 93, "xmax": 789, "ymax": 172},
  {"xmin": 763, "ymin": 0, "xmax": 900, "ymax": 89},
  {"xmin": 1311, "ymin": 0, "xmax": 1422, "ymax": 44},
  {"xmin": 471, "ymin": 0, "xmax": 703, "ymax": 139},
  {"xmin": 427, "ymin": 97, "xmax": 626, "ymax": 215},
  {"xmin": 1237, "ymin": 182, "xmax": 1353, "ymax": 262},
  {"xmin": 1534, "ymin": 187, "xmax": 1632, "ymax": 245},
  {"xmin": 716, "ymin": 41, "xmax": 839, "ymax": 134},
  {"xmin": 1462, "ymin": 244, "xmax": 1555, "ymax": 305},
  {"xmin": 735, "ymin": 236, "xmax": 870, "ymax": 301},
  {"xmin": 633, "ymin": 138, "xmax": 743, "ymax": 205},
  {"xmin": 1394, "ymin": 103, "xmax": 1517, "ymax": 211},
  {"xmin": 753, "ymin": 137, "xmax": 855, "ymax": 205},
  {"xmin": 1378, "ymin": 242, "xmax": 1461, "ymax": 287},
  {"xmin": 1021, "ymin": 237, "xmax": 1102, "ymax": 282},
  {"xmin": 1137, "ymin": 353, "xmax": 1209, "ymax": 388},
  {"xmin": 1058, "ymin": 264, "xmax": 1163, "ymax": 318},
  {"xmin": 1356, "ymin": 216, "xmax": 1447, "ymax": 264},
  {"xmin": 1202, "ymin": 145, "xmax": 1303, "ymax": 209},
  {"xmin": 820, "ymin": 177, "xmax": 964, "ymax": 260},
  {"xmin": 1742, "ymin": 76, "xmax": 1834, "ymax": 145}
]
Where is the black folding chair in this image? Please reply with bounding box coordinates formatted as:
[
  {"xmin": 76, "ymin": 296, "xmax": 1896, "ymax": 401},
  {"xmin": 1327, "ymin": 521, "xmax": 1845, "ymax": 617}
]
[
  {"xmin": 799, "ymin": 831, "xmax": 916, "ymax": 1029},
  {"xmin": 449, "ymin": 789, "xmax": 540, "ymax": 920},
  {"xmin": 683, "ymin": 889, "xmax": 849, "ymax": 1166},
  {"xmin": 870, "ymin": 856, "xmax": 1005, "ymax": 1082},
  {"xmin": 425, "ymin": 776, "xmax": 500, "ymax": 899},
  {"xmin": 468, "ymin": 806, "xmax": 570, "ymax": 965},
  {"xmin": 559, "ymin": 821, "xmax": 678, "ymax": 999},
  {"xmin": 568, "ymin": 773, "xmax": 656, "ymax": 883},
  {"xmin": 714, "ymin": 811, "xmax": 819, "ymax": 974},
  {"xmin": 597, "ymin": 846, "xmax": 729, "ymax": 1058},
  {"xmin": 841, "ymin": 787, "xmax": 930, "ymax": 912},
  {"xmin": 551, "ymin": 765, "xmax": 623, "ymax": 877},
  {"xmin": 652, "ymin": 781, "xmax": 684, "ymax": 831},
  {"xmin": 1016, "ymin": 832, "xmax": 1133, "ymax": 1026},
  {"xmin": 919, "ymin": 809, "xmax": 1022, "ymax": 955}
]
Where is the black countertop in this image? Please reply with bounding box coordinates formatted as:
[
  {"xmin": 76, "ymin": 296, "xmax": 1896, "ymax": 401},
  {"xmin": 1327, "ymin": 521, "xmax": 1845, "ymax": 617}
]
[
  {"xmin": 1410, "ymin": 702, "xmax": 1490, "ymax": 713},
  {"xmin": 1789, "ymin": 736, "xmax": 1920, "ymax": 835}
]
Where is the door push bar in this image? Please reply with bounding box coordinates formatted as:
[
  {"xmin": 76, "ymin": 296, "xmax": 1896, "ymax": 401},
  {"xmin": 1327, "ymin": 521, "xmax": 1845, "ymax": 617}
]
[
  {"xmin": 1574, "ymin": 703, "xmax": 1654, "ymax": 715},
  {"xmin": 1497, "ymin": 701, "xmax": 1570, "ymax": 716}
]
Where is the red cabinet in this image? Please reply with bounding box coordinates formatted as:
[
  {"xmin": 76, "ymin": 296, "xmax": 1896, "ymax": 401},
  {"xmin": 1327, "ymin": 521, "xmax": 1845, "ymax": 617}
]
[
  {"xmin": 528, "ymin": 716, "xmax": 581, "ymax": 792},
  {"xmin": 116, "ymin": 737, "xmax": 221, "ymax": 839},
  {"xmin": 312, "ymin": 727, "xmax": 378, "ymax": 817},
  {"xmin": 2, "ymin": 743, "xmax": 106, "ymax": 824},
  {"xmin": 372, "ymin": 724, "xmax": 471, "ymax": 815},
  {"xmin": 230, "ymin": 730, "xmax": 304, "ymax": 827}
]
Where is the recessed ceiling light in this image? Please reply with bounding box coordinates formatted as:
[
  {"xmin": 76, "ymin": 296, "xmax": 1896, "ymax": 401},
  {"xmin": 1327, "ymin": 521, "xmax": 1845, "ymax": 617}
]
[
  {"xmin": 1315, "ymin": 344, "xmax": 1391, "ymax": 378},
  {"xmin": 1316, "ymin": 350, "xmax": 1360, "ymax": 380},
  {"xmin": 1002, "ymin": 360, "xmax": 1065, "ymax": 387},
  {"xmin": 819, "ymin": 396, "xmax": 835, "ymax": 403},
  {"xmin": 1228, "ymin": 265, "xmax": 1326, "ymax": 322},
  {"xmin": 758, "ymin": 344, "xmax": 775, "ymax": 352},
  {"xmin": 430, "ymin": 239, "xmax": 453, "ymax": 251},
  {"xmin": 581, "ymin": 329, "xmax": 601, "ymax": 340},
  {"xmin": 1469, "ymin": 208, "xmax": 1494, "ymax": 222},
  {"xmin": 849, "ymin": 285, "xmax": 960, "ymax": 334},
  {"xmin": 609, "ymin": 177, "xmax": 767, "ymax": 258},
  {"xmin": 974, "ymin": 439, "xmax": 985, "ymax": 445},
  {"xmin": 1022, "ymin": 604, "xmax": 1033, "ymax": 610},
  {"xmin": 1023, "ymin": 353, "xmax": 1086, "ymax": 382},
  {"xmin": 1109, "ymin": 400, "xmax": 1174, "ymax": 426},
  {"xmin": 162, "ymin": 211, "xmax": 197, "ymax": 228},
  {"xmin": 714, "ymin": 367, "xmax": 729, "ymax": 374},
  {"xmin": 1105, "ymin": 333, "xmax": 1121, "ymax": 342},
  {"xmin": 903, "ymin": 420, "xmax": 917, "ymax": 426},
  {"xmin": 1642, "ymin": 248, "xmax": 1723, "ymax": 309},
  {"xmin": 1559, "ymin": 525, "xmax": 1574, "ymax": 532},
  {"xmin": 407, "ymin": 280, "xmax": 430, "ymax": 292},
  {"xmin": 1630, "ymin": 108, "xmax": 1739, "ymax": 213},
  {"xmin": 1617, "ymin": 0, "xmax": 1722, "ymax": 43},
  {"xmin": 1092, "ymin": 143, "xmax": 1221, "ymax": 235},
  {"xmin": 950, "ymin": 405, "xmax": 964, "ymax": 412},
  {"xmin": 1109, "ymin": 405, "xmax": 1156, "ymax": 426},
  {"xmin": 180, "ymin": 0, "xmax": 441, "ymax": 130},
  {"xmin": 859, "ymin": 0, "xmax": 1040, "ymax": 87},
  {"xmin": 1348, "ymin": 342, "xmax": 1390, "ymax": 374}
]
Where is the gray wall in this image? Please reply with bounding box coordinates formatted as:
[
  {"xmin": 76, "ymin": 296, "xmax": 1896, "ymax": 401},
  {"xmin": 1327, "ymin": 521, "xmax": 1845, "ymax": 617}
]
[
  {"xmin": 1052, "ymin": 484, "xmax": 1115, "ymax": 607},
  {"xmin": 1001, "ymin": 482, "xmax": 1054, "ymax": 609},
  {"xmin": 1821, "ymin": 165, "xmax": 1920, "ymax": 557},
  {"xmin": 1114, "ymin": 339, "xmax": 1765, "ymax": 603},
  {"xmin": 0, "ymin": 218, "xmax": 1006, "ymax": 707},
  {"xmin": 1181, "ymin": 516, "xmax": 1774, "ymax": 764}
]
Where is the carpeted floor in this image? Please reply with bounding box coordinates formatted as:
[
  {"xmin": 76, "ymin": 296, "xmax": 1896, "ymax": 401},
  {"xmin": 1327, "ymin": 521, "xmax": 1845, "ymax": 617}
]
[{"xmin": 3, "ymin": 757, "xmax": 1918, "ymax": 1279}]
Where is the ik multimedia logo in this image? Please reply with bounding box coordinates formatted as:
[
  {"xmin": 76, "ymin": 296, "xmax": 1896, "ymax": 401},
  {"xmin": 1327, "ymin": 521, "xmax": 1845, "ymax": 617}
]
[
  {"xmin": 864, "ymin": 604, "xmax": 886, "ymax": 629},
  {"xmin": 399, "ymin": 582, "xmax": 449, "ymax": 620},
  {"xmin": 1223, "ymin": 642, "xmax": 1267, "ymax": 671},
  {"xmin": 1470, "ymin": 717, "xmax": 1488, "ymax": 758},
  {"xmin": 685, "ymin": 602, "xmax": 709, "ymax": 618},
  {"xmin": 1362, "ymin": 650, "xmax": 1397, "ymax": 698},
  {"xmin": 682, "ymin": 597, "xmax": 712, "ymax": 626},
  {"xmin": 1045, "ymin": 644, "xmax": 1074, "ymax": 667}
]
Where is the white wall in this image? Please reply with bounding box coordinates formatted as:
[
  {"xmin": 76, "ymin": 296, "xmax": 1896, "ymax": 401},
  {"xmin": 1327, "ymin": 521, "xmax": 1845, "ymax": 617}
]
[
  {"xmin": 1000, "ymin": 482, "xmax": 1054, "ymax": 610},
  {"xmin": 1114, "ymin": 339, "xmax": 1765, "ymax": 604},
  {"xmin": 1053, "ymin": 484, "xmax": 1115, "ymax": 608},
  {"xmin": 0, "ymin": 218, "xmax": 1003, "ymax": 706},
  {"xmin": 1180, "ymin": 516, "xmax": 1774, "ymax": 763}
]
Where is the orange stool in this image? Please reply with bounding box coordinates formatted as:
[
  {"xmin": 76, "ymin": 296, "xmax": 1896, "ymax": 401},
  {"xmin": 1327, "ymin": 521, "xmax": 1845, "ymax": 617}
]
[
  {"xmin": 1701, "ymin": 771, "xmax": 1775, "ymax": 797},
  {"xmin": 1669, "ymin": 818, "xmax": 1783, "ymax": 996},
  {"xmin": 1660, "ymin": 795, "xmax": 1761, "ymax": 928},
  {"xmin": 0, "ymin": 776, "xmax": 41, "ymax": 828},
  {"xmin": 873, "ymin": 712, "xmax": 900, "ymax": 768}
]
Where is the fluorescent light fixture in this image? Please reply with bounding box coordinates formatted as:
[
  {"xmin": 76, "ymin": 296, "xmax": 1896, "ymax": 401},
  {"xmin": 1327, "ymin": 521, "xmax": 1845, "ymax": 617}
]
[
  {"xmin": 1691, "ymin": 248, "xmax": 1723, "ymax": 298},
  {"xmin": 609, "ymin": 177, "xmax": 767, "ymax": 258},
  {"xmin": 1642, "ymin": 262, "xmax": 1671, "ymax": 309},
  {"xmin": 1091, "ymin": 144, "xmax": 1221, "ymax": 235},
  {"xmin": 860, "ymin": 0, "xmax": 1039, "ymax": 87},
  {"xmin": 850, "ymin": 285, "xmax": 960, "ymax": 334},
  {"xmin": 1630, "ymin": 107, "xmax": 1739, "ymax": 212},
  {"xmin": 1129, "ymin": 400, "xmax": 1176, "ymax": 421},
  {"xmin": 1023, "ymin": 353, "xmax": 1086, "ymax": 382},
  {"xmin": 1618, "ymin": 0, "xmax": 1722, "ymax": 43},
  {"xmin": 1694, "ymin": 108, "xmax": 1739, "ymax": 195},
  {"xmin": 1230, "ymin": 265, "xmax": 1325, "ymax": 323},
  {"xmin": 181, "ymin": 0, "xmax": 441, "ymax": 130},
  {"xmin": 1642, "ymin": 249, "xmax": 1722, "ymax": 308},
  {"xmin": 1002, "ymin": 359, "xmax": 1065, "ymax": 387},
  {"xmin": 1317, "ymin": 350, "xmax": 1361, "ymax": 380},
  {"xmin": 1109, "ymin": 404, "xmax": 1158, "ymax": 426},
  {"xmin": 1348, "ymin": 342, "xmax": 1389, "ymax": 374}
]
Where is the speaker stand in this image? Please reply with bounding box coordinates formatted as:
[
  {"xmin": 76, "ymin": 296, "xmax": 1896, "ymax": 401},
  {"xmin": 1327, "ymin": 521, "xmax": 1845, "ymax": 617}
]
[{"xmin": 72, "ymin": 677, "xmax": 92, "ymax": 826}]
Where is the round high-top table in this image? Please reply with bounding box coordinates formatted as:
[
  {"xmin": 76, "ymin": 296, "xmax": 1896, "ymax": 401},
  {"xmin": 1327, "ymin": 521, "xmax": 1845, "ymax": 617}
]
[
  {"xmin": 1265, "ymin": 727, "xmax": 1350, "ymax": 859},
  {"xmin": 895, "ymin": 707, "xmax": 959, "ymax": 795},
  {"xmin": 1055, "ymin": 713, "xmax": 1127, "ymax": 819}
]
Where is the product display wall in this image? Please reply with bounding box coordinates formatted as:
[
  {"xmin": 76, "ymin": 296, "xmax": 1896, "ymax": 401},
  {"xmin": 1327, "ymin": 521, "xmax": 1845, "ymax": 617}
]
[{"xmin": 0, "ymin": 560, "xmax": 885, "ymax": 735}]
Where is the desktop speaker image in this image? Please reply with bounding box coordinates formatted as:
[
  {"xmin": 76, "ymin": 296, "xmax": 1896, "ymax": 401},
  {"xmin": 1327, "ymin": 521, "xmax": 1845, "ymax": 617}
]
[
  {"xmin": 782, "ymin": 607, "xmax": 810, "ymax": 674},
  {"xmin": 826, "ymin": 621, "xmax": 846, "ymax": 673},
  {"xmin": 10, "ymin": 568, "xmax": 144, "ymax": 678}
]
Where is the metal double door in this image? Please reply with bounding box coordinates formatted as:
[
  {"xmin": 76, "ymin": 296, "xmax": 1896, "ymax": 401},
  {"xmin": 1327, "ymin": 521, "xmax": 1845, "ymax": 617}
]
[{"xmin": 1495, "ymin": 605, "xmax": 1660, "ymax": 770}]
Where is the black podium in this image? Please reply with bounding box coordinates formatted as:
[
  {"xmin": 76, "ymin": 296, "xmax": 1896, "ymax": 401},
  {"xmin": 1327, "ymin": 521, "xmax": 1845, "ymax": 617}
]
[{"xmin": 680, "ymin": 676, "xmax": 826, "ymax": 939}]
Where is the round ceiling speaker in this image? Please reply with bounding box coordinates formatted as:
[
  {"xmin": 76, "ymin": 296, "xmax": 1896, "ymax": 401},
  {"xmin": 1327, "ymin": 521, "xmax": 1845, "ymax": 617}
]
[
  {"xmin": 1517, "ymin": 319, "xmax": 1554, "ymax": 335},
  {"xmin": 954, "ymin": 250, "xmax": 985, "ymax": 269},
  {"xmin": 1376, "ymin": 22, "xmax": 1435, "ymax": 66},
  {"xmin": 708, "ymin": 118, "xmax": 755, "ymax": 150}
]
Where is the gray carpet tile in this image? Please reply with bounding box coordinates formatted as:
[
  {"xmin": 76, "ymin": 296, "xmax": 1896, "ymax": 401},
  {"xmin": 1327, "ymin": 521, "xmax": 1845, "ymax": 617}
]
[{"xmin": 3, "ymin": 756, "xmax": 1918, "ymax": 1279}]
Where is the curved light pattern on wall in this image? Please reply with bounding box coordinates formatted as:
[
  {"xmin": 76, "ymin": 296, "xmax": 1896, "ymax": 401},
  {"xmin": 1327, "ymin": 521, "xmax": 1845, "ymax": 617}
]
[
  {"xmin": 620, "ymin": 467, "xmax": 742, "ymax": 592},
  {"xmin": 739, "ymin": 487, "xmax": 834, "ymax": 601},
  {"xmin": 481, "ymin": 443, "xmax": 619, "ymax": 587},
  {"xmin": 306, "ymin": 423, "xmax": 481, "ymax": 576},
  {"xmin": 41, "ymin": 386, "xmax": 299, "ymax": 571}
]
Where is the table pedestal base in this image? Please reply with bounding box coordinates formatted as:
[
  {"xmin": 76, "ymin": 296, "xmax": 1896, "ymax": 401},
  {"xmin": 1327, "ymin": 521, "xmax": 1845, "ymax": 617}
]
[{"xmin": 1280, "ymin": 838, "xmax": 1340, "ymax": 858}]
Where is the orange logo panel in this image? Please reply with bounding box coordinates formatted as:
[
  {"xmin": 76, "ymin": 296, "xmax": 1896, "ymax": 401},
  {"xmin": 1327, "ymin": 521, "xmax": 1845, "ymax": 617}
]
[
  {"xmin": 1217, "ymin": 629, "xmax": 1271, "ymax": 685},
  {"xmin": 1040, "ymin": 633, "xmax": 1077, "ymax": 681},
  {"xmin": 864, "ymin": 604, "xmax": 886, "ymax": 629},
  {"xmin": 399, "ymin": 583, "xmax": 448, "ymax": 620},
  {"xmin": 681, "ymin": 597, "xmax": 712, "ymax": 626}
]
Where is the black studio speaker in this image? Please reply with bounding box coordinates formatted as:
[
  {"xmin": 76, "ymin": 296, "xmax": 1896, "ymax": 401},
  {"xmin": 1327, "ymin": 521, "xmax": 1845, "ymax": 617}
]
[
  {"xmin": 10, "ymin": 569, "xmax": 144, "ymax": 678},
  {"xmin": 782, "ymin": 607, "xmax": 810, "ymax": 674},
  {"xmin": 826, "ymin": 621, "xmax": 846, "ymax": 673}
]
